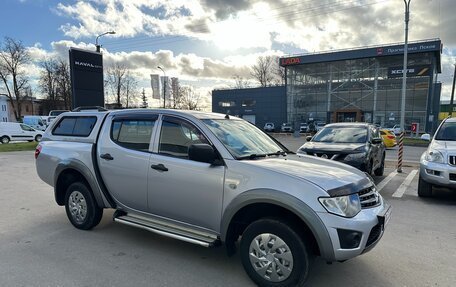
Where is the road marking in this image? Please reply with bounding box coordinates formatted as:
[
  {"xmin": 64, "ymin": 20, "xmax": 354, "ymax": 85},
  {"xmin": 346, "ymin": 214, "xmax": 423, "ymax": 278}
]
[
  {"xmin": 377, "ymin": 171, "xmax": 398, "ymax": 191},
  {"xmin": 392, "ymin": 169, "xmax": 418, "ymax": 198}
]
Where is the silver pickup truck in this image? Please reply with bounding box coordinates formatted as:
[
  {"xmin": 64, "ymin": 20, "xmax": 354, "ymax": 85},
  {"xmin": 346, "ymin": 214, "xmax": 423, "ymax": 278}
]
[{"xmin": 35, "ymin": 109, "xmax": 390, "ymax": 287}]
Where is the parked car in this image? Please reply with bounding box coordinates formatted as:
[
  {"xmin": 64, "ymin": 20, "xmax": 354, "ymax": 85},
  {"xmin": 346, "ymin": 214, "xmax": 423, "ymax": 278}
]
[
  {"xmin": 280, "ymin": 122, "xmax": 292, "ymax": 132},
  {"xmin": 299, "ymin": 122, "xmax": 308, "ymax": 133},
  {"xmin": 298, "ymin": 123, "xmax": 386, "ymax": 176},
  {"xmin": 316, "ymin": 121, "xmax": 326, "ymax": 132},
  {"xmin": 35, "ymin": 109, "xmax": 390, "ymax": 287},
  {"xmin": 380, "ymin": 129, "xmax": 397, "ymax": 148},
  {"xmin": 418, "ymin": 117, "xmax": 456, "ymax": 197},
  {"xmin": 0, "ymin": 122, "xmax": 43, "ymax": 144},
  {"xmin": 387, "ymin": 124, "xmax": 401, "ymax": 135},
  {"xmin": 23, "ymin": 115, "xmax": 47, "ymax": 131},
  {"xmin": 263, "ymin": 122, "xmax": 275, "ymax": 132}
]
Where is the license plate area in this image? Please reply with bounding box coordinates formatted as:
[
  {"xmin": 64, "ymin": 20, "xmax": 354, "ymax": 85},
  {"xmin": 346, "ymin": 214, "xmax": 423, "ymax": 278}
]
[{"xmin": 377, "ymin": 204, "xmax": 392, "ymax": 228}]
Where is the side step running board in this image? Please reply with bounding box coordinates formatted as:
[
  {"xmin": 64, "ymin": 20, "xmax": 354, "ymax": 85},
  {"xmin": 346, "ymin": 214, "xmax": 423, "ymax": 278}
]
[{"xmin": 113, "ymin": 213, "xmax": 219, "ymax": 248}]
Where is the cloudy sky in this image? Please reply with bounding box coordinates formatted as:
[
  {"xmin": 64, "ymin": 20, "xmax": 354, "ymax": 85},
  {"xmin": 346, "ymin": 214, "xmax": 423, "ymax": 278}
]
[{"xmin": 1, "ymin": 0, "xmax": 455, "ymax": 108}]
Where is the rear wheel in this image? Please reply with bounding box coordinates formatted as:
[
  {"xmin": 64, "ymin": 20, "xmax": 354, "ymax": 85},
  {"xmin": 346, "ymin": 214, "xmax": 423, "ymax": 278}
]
[
  {"xmin": 240, "ymin": 219, "xmax": 310, "ymax": 287},
  {"xmin": 1, "ymin": 136, "xmax": 10, "ymax": 144},
  {"xmin": 35, "ymin": 134, "xmax": 42, "ymax": 142},
  {"xmin": 64, "ymin": 182, "xmax": 103, "ymax": 230},
  {"xmin": 418, "ymin": 176, "xmax": 433, "ymax": 197}
]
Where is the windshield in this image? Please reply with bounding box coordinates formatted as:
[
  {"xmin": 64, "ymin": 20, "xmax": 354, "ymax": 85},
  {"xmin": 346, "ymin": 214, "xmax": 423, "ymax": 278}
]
[
  {"xmin": 312, "ymin": 127, "xmax": 367, "ymax": 143},
  {"xmin": 203, "ymin": 119, "xmax": 286, "ymax": 159},
  {"xmin": 435, "ymin": 122, "xmax": 456, "ymax": 141}
]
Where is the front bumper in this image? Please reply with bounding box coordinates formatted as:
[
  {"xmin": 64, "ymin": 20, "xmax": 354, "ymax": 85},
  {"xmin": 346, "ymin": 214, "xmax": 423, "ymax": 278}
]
[
  {"xmin": 420, "ymin": 159, "xmax": 456, "ymax": 188},
  {"xmin": 317, "ymin": 196, "xmax": 391, "ymax": 261}
]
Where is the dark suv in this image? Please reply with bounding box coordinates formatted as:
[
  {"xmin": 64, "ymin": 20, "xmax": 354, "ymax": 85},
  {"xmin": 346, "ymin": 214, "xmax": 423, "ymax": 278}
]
[{"xmin": 297, "ymin": 123, "xmax": 386, "ymax": 176}]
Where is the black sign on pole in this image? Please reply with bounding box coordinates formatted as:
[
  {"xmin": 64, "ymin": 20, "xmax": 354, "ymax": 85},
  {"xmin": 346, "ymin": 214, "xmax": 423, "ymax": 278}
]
[{"xmin": 69, "ymin": 48, "xmax": 104, "ymax": 109}]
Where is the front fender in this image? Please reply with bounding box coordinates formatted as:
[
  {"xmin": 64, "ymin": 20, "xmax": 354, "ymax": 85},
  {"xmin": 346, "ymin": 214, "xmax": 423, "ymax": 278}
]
[{"xmin": 220, "ymin": 189, "xmax": 335, "ymax": 262}]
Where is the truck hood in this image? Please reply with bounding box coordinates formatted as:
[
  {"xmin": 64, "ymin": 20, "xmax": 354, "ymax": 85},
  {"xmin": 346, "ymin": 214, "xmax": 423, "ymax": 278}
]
[
  {"xmin": 430, "ymin": 140, "xmax": 456, "ymax": 152},
  {"xmin": 243, "ymin": 154, "xmax": 372, "ymax": 196}
]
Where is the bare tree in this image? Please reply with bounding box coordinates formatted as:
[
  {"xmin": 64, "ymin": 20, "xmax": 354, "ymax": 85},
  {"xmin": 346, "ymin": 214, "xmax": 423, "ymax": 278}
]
[
  {"xmin": 251, "ymin": 56, "xmax": 276, "ymax": 87},
  {"xmin": 105, "ymin": 63, "xmax": 127, "ymax": 108},
  {"xmin": 0, "ymin": 37, "xmax": 31, "ymax": 121},
  {"xmin": 232, "ymin": 74, "xmax": 251, "ymax": 89},
  {"xmin": 39, "ymin": 58, "xmax": 58, "ymax": 109},
  {"xmin": 124, "ymin": 73, "xmax": 138, "ymax": 108},
  {"xmin": 55, "ymin": 59, "xmax": 72, "ymax": 110},
  {"xmin": 179, "ymin": 86, "xmax": 202, "ymax": 110}
]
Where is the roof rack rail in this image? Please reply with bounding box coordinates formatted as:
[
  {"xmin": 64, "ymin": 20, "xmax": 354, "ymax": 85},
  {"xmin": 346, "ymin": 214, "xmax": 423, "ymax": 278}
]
[{"xmin": 72, "ymin": 106, "xmax": 108, "ymax": 112}]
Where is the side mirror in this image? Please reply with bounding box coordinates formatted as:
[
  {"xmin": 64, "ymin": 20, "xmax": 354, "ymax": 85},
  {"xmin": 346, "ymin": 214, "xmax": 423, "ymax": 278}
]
[
  {"xmin": 421, "ymin": 134, "xmax": 431, "ymax": 141},
  {"xmin": 306, "ymin": 136, "xmax": 312, "ymax": 142},
  {"xmin": 372, "ymin": 138, "xmax": 382, "ymax": 144},
  {"xmin": 188, "ymin": 144, "xmax": 221, "ymax": 165}
]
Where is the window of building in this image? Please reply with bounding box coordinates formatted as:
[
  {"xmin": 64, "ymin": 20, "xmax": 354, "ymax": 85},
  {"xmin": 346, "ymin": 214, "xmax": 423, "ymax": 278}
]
[
  {"xmin": 159, "ymin": 117, "xmax": 209, "ymax": 159},
  {"xmin": 53, "ymin": 116, "xmax": 97, "ymax": 137},
  {"xmin": 25, "ymin": 105, "xmax": 29, "ymax": 112},
  {"xmin": 219, "ymin": 101, "xmax": 236, "ymax": 107},
  {"xmin": 242, "ymin": 100, "xmax": 256, "ymax": 107},
  {"xmin": 111, "ymin": 119, "xmax": 155, "ymax": 151}
]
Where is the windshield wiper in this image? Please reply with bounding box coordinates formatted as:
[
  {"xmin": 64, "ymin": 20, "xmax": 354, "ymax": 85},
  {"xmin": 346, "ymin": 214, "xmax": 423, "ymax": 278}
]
[
  {"xmin": 267, "ymin": 150, "xmax": 288, "ymax": 157},
  {"xmin": 237, "ymin": 154, "xmax": 268, "ymax": 160}
]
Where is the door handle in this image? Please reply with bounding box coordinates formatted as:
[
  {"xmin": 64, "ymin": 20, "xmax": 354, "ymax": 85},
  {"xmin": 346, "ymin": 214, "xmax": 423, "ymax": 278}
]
[
  {"xmin": 100, "ymin": 153, "xmax": 114, "ymax": 160},
  {"xmin": 151, "ymin": 163, "xmax": 168, "ymax": 172}
]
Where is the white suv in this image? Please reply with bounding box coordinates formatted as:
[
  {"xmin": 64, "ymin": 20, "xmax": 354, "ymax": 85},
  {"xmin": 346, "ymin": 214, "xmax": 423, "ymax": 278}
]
[{"xmin": 419, "ymin": 117, "xmax": 456, "ymax": 196}]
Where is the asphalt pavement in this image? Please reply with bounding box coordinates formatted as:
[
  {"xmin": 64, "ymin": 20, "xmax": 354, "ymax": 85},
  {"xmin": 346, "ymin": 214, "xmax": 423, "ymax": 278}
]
[{"xmin": 0, "ymin": 151, "xmax": 455, "ymax": 286}]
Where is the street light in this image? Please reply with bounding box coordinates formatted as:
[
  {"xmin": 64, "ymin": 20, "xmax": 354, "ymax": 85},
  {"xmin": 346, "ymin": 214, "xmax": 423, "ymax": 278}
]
[
  {"xmin": 157, "ymin": 66, "xmax": 166, "ymax": 108},
  {"xmin": 398, "ymin": 0, "xmax": 411, "ymax": 173},
  {"xmin": 95, "ymin": 31, "xmax": 116, "ymax": 52}
]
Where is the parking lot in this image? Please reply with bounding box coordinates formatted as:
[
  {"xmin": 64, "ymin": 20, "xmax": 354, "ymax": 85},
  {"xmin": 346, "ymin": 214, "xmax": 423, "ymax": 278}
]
[{"xmin": 0, "ymin": 143, "xmax": 455, "ymax": 286}]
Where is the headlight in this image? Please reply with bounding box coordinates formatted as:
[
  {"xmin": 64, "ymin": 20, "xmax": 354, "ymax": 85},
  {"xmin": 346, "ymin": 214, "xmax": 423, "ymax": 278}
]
[
  {"xmin": 319, "ymin": 194, "xmax": 361, "ymax": 218},
  {"xmin": 424, "ymin": 150, "xmax": 444, "ymax": 163}
]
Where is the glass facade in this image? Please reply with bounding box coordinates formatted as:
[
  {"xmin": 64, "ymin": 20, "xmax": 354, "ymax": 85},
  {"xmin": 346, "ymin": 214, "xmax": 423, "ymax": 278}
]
[{"xmin": 286, "ymin": 52, "xmax": 438, "ymax": 132}]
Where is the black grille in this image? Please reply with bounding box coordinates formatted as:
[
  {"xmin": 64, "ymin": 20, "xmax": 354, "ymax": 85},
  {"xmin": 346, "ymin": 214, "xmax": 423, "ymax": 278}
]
[
  {"xmin": 450, "ymin": 173, "xmax": 456, "ymax": 181},
  {"xmin": 358, "ymin": 186, "xmax": 380, "ymax": 208},
  {"xmin": 366, "ymin": 224, "xmax": 382, "ymax": 247},
  {"xmin": 449, "ymin": 156, "xmax": 456, "ymax": 166},
  {"xmin": 306, "ymin": 151, "xmax": 347, "ymax": 161}
]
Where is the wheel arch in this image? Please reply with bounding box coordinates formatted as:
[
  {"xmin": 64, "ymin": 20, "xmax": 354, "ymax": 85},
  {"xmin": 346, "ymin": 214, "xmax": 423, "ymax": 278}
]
[
  {"xmin": 221, "ymin": 189, "xmax": 335, "ymax": 261},
  {"xmin": 54, "ymin": 161, "xmax": 110, "ymax": 208}
]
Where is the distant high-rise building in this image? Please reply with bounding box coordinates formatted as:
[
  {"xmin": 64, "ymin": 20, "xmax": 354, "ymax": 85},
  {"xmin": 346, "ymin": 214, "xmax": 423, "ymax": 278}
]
[{"xmin": 171, "ymin": 77, "xmax": 179, "ymax": 99}]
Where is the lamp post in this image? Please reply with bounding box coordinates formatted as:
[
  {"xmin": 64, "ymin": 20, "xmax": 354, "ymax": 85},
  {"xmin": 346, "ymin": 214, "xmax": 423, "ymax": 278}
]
[
  {"xmin": 397, "ymin": 0, "xmax": 411, "ymax": 173},
  {"xmin": 157, "ymin": 66, "xmax": 166, "ymax": 108},
  {"xmin": 95, "ymin": 31, "xmax": 116, "ymax": 52}
]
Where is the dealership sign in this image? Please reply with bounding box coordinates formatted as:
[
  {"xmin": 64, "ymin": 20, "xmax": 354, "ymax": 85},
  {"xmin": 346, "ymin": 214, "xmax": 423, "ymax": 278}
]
[
  {"xmin": 388, "ymin": 65, "xmax": 430, "ymax": 78},
  {"xmin": 69, "ymin": 48, "xmax": 104, "ymax": 109},
  {"xmin": 280, "ymin": 57, "xmax": 301, "ymax": 66}
]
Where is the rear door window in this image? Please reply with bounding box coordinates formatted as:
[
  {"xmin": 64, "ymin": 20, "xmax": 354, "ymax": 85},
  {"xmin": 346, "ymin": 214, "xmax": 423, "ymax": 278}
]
[
  {"xmin": 111, "ymin": 119, "xmax": 156, "ymax": 151},
  {"xmin": 53, "ymin": 117, "xmax": 97, "ymax": 137}
]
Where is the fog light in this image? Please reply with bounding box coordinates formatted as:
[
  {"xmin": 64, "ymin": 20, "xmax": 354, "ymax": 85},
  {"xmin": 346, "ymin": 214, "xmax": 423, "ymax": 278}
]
[{"xmin": 337, "ymin": 229, "xmax": 362, "ymax": 249}]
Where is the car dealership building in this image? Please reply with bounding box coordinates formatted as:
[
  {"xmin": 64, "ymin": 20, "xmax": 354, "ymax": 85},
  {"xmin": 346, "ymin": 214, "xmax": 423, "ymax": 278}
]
[{"xmin": 213, "ymin": 39, "xmax": 442, "ymax": 133}]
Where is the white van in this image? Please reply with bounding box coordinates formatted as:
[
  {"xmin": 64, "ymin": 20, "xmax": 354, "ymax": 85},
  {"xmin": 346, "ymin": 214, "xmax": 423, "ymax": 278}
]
[
  {"xmin": 0, "ymin": 122, "xmax": 43, "ymax": 144},
  {"xmin": 23, "ymin": 116, "xmax": 47, "ymax": 131}
]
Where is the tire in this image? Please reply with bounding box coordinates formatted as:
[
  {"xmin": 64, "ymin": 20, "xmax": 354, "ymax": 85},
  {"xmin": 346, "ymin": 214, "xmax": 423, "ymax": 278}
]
[
  {"xmin": 35, "ymin": 134, "xmax": 42, "ymax": 142},
  {"xmin": 418, "ymin": 176, "xmax": 433, "ymax": 197},
  {"xmin": 64, "ymin": 182, "xmax": 103, "ymax": 230},
  {"xmin": 1, "ymin": 136, "xmax": 10, "ymax": 144},
  {"xmin": 365, "ymin": 159, "xmax": 373, "ymax": 175},
  {"xmin": 240, "ymin": 219, "xmax": 310, "ymax": 287},
  {"xmin": 374, "ymin": 154, "xmax": 385, "ymax": 176}
]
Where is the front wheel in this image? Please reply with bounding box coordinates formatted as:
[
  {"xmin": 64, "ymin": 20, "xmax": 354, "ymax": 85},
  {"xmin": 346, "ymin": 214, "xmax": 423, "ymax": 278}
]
[
  {"xmin": 374, "ymin": 154, "xmax": 385, "ymax": 176},
  {"xmin": 64, "ymin": 182, "xmax": 103, "ymax": 230},
  {"xmin": 240, "ymin": 219, "xmax": 310, "ymax": 287},
  {"xmin": 1, "ymin": 136, "xmax": 10, "ymax": 144},
  {"xmin": 418, "ymin": 176, "xmax": 433, "ymax": 197}
]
